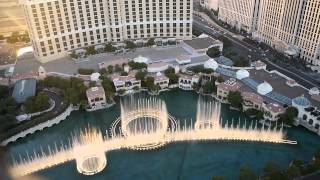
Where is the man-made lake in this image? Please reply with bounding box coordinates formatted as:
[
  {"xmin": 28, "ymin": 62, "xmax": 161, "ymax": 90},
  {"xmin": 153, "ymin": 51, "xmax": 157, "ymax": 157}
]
[{"xmin": 7, "ymin": 90, "xmax": 320, "ymax": 180}]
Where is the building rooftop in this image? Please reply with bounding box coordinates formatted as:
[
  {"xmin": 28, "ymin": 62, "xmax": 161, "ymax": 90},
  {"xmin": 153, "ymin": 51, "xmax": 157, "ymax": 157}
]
[
  {"xmin": 110, "ymin": 74, "xmax": 137, "ymax": 83},
  {"xmin": 204, "ymin": 58, "xmax": 219, "ymax": 70},
  {"xmin": 265, "ymin": 103, "xmax": 285, "ymax": 114},
  {"xmin": 242, "ymin": 92, "xmax": 264, "ymax": 105},
  {"xmin": 218, "ymin": 78, "xmax": 242, "ymax": 92},
  {"xmin": 176, "ymin": 55, "xmax": 191, "ymax": 64},
  {"xmin": 183, "ymin": 37, "xmax": 222, "ymax": 50},
  {"xmin": 292, "ymin": 96, "xmax": 311, "ymax": 107},
  {"xmin": 153, "ymin": 73, "xmax": 169, "ymax": 82},
  {"xmin": 12, "ymin": 78, "xmax": 37, "ymax": 103},
  {"xmin": 86, "ymin": 86, "xmax": 105, "ymax": 99},
  {"xmin": 257, "ymin": 81, "xmax": 273, "ymax": 95},
  {"xmin": 249, "ymin": 69, "xmax": 320, "ymax": 107},
  {"xmin": 251, "ymin": 60, "xmax": 266, "ymax": 69},
  {"xmin": 148, "ymin": 61, "xmax": 169, "ymax": 68},
  {"xmin": 236, "ymin": 69, "xmax": 250, "ymax": 80},
  {"xmin": 11, "ymin": 71, "xmax": 39, "ymax": 81},
  {"xmin": 216, "ymin": 56, "xmax": 234, "ymax": 66}
]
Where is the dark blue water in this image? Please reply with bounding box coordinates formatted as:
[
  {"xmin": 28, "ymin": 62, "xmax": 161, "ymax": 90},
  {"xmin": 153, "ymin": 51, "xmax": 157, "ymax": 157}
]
[{"xmin": 7, "ymin": 90, "xmax": 320, "ymax": 180}]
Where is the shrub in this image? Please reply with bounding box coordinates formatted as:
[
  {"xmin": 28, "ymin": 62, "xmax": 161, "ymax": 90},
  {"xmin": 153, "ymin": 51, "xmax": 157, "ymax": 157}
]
[{"xmin": 78, "ymin": 68, "xmax": 94, "ymax": 75}]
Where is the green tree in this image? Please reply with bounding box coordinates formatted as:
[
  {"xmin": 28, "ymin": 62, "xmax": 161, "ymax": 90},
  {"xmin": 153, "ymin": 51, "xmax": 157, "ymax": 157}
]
[
  {"xmin": 227, "ymin": 91, "xmax": 243, "ymax": 109},
  {"xmin": 164, "ymin": 67, "xmax": 179, "ymax": 84},
  {"xmin": 6, "ymin": 97, "xmax": 17, "ymax": 109},
  {"xmin": 78, "ymin": 68, "xmax": 94, "ymax": 75},
  {"xmin": 239, "ymin": 166, "xmax": 256, "ymax": 180},
  {"xmin": 245, "ymin": 108, "xmax": 263, "ymax": 119},
  {"xmin": 114, "ymin": 64, "xmax": 122, "ymax": 72},
  {"xmin": 146, "ymin": 38, "xmax": 155, "ymax": 46},
  {"xmin": 234, "ymin": 56, "xmax": 249, "ymax": 67},
  {"xmin": 21, "ymin": 31, "xmax": 30, "ymax": 43},
  {"xmin": 128, "ymin": 61, "xmax": 147, "ymax": 70},
  {"xmin": 285, "ymin": 165, "xmax": 301, "ymax": 179},
  {"xmin": 35, "ymin": 92, "xmax": 50, "ymax": 111},
  {"xmin": 188, "ymin": 65, "xmax": 214, "ymax": 74},
  {"xmin": 279, "ymin": 107, "xmax": 298, "ymax": 126},
  {"xmin": 105, "ymin": 43, "xmax": 117, "ymax": 52},
  {"xmin": 99, "ymin": 68, "xmax": 107, "ymax": 75},
  {"xmin": 166, "ymin": 73, "xmax": 179, "ymax": 84},
  {"xmin": 0, "ymin": 114, "xmax": 17, "ymax": 132},
  {"xmin": 192, "ymin": 82, "xmax": 200, "ymax": 92},
  {"xmin": 135, "ymin": 71, "xmax": 146, "ymax": 81},
  {"xmin": 85, "ymin": 46, "xmax": 96, "ymax": 55},
  {"xmin": 203, "ymin": 81, "xmax": 216, "ymax": 94},
  {"xmin": 121, "ymin": 72, "xmax": 128, "ymax": 76},
  {"xmin": 212, "ymin": 176, "xmax": 224, "ymax": 180},
  {"xmin": 89, "ymin": 81, "xmax": 97, "ymax": 87},
  {"xmin": 164, "ymin": 67, "xmax": 175, "ymax": 75},
  {"xmin": 25, "ymin": 92, "xmax": 50, "ymax": 113},
  {"xmin": 125, "ymin": 41, "xmax": 137, "ymax": 49},
  {"xmin": 107, "ymin": 65, "xmax": 113, "ymax": 74},
  {"xmin": 7, "ymin": 31, "xmax": 20, "ymax": 43},
  {"xmin": 65, "ymin": 88, "xmax": 81, "ymax": 105},
  {"xmin": 314, "ymin": 148, "xmax": 320, "ymax": 169},
  {"xmin": 264, "ymin": 162, "xmax": 286, "ymax": 180},
  {"xmin": 218, "ymin": 35, "xmax": 232, "ymax": 48},
  {"xmin": 0, "ymin": 85, "xmax": 9, "ymax": 99},
  {"xmin": 135, "ymin": 71, "xmax": 146, "ymax": 87},
  {"xmin": 69, "ymin": 50, "xmax": 79, "ymax": 59},
  {"xmin": 217, "ymin": 76, "xmax": 225, "ymax": 83},
  {"xmin": 145, "ymin": 76, "xmax": 158, "ymax": 91},
  {"xmin": 102, "ymin": 78, "xmax": 115, "ymax": 99},
  {"xmin": 314, "ymin": 148, "xmax": 320, "ymax": 161},
  {"xmin": 207, "ymin": 46, "xmax": 221, "ymax": 58}
]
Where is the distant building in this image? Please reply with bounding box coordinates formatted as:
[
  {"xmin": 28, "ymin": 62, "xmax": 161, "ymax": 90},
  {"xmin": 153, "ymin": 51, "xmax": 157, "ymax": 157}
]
[
  {"xmin": 251, "ymin": 60, "xmax": 267, "ymax": 70},
  {"xmin": 179, "ymin": 74, "xmax": 199, "ymax": 90},
  {"xmin": 181, "ymin": 37, "xmax": 223, "ymax": 55},
  {"xmin": 176, "ymin": 55, "xmax": 191, "ymax": 65},
  {"xmin": 216, "ymin": 78, "xmax": 242, "ymax": 102},
  {"xmin": 20, "ymin": 0, "xmax": 193, "ymax": 63},
  {"xmin": 86, "ymin": 86, "xmax": 107, "ymax": 110},
  {"xmin": 254, "ymin": 0, "xmax": 320, "ymax": 66},
  {"xmin": 12, "ymin": 78, "xmax": 37, "ymax": 103},
  {"xmin": 111, "ymin": 74, "xmax": 141, "ymax": 93},
  {"xmin": 263, "ymin": 103, "xmax": 285, "ymax": 122},
  {"xmin": 218, "ymin": 0, "xmax": 260, "ymax": 33},
  {"xmin": 147, "ymin": 62, "xmax": 169, "ymax": 73},
  {"xmin": 153, "ymin": 73, "xmax": 169, "ymax": 89},
  {"xmin": 242, "ymin": 91, "xmax": 263, "ymax": 111},
  {"xmin": 292, "ymin": 96, "xmax": 320, "ymax": 135},
  {"xmin": 200, "ymin": 0, "xmax": 218, "ymax": 11}
]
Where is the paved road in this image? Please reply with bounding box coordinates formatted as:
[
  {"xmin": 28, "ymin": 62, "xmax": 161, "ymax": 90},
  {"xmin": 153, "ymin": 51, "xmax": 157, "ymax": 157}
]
[
  {"xmin": 193, "ymin": 14, "xmax": 320, "ymax": 89},
  {"xmin": 43, "ymin": 89, "xmax": 65, "ymax": 115}
]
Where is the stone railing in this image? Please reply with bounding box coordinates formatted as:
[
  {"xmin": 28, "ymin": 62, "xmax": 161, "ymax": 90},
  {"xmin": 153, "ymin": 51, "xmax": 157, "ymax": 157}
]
[{"xmin": 1, "ymin": 105, "xmax": 75, "ymax": 146}]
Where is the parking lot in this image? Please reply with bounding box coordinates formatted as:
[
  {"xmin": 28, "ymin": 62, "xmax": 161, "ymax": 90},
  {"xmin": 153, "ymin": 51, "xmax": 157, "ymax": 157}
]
[{"xmin": 14, "ymin": 45, "xmax": 192, "ymax": 75}]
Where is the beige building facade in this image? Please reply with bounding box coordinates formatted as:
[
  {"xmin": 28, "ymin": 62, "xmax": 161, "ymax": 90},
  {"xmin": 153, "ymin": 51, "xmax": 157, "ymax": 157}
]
[
  {"xmin": 218, "ymin": 0, "xmax": 260, "ymax": 33},
  {"xmin": 20, "ymin": 0, "xmax": 193, "ymax": 63},
  {"xmin": 255, "ymin": 0, "xmax": 320, "ymax": 66}
]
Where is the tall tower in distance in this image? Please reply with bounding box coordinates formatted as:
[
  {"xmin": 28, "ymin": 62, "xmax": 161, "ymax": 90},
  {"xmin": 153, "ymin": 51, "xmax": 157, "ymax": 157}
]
[{"xmin": 255, "ymin": 0, "xmax": 320, "ymax": 66}]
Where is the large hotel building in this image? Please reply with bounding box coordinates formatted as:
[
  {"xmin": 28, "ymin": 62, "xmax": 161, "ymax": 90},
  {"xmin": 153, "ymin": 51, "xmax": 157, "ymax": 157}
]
[
  {"xmin": 215, "ymin": 0, "xmax": 320, "ymax": 66},
  {"xmin": 218, "ymin": 0, "xmax": 260, "ymax": 33},
  {"xmin": 20, "ymin": 0, "xmax": 193, "ymax": 63}
]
